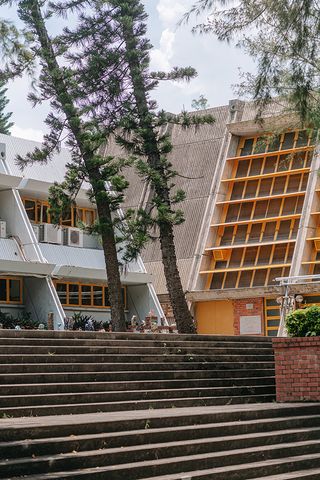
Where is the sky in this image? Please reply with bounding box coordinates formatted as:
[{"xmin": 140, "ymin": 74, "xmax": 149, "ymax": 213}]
[{"xmin": 1, "ymin": 0, "xmax": 254, "ymax": 142}]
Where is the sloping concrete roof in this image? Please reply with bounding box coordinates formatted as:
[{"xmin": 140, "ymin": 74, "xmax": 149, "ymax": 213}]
[
  {"xmin": 0, "ymin": 134, "xmax": 71, "ymax": 183},
  {"xmin": 107, "ymin": 104, "xmax": 231, "ymax": 295}
]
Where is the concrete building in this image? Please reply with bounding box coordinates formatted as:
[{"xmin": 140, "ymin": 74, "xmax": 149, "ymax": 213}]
[
  {"xmin": 122, "ymin": 99, "xmax": 320, "ymax": 337},
  {"xmin": 0, "ymin": 134, "xmax": 162, "ymax": 329}
]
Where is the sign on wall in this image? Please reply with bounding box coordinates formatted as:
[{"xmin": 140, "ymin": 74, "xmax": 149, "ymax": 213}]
[{"xmin": 240, "ymin": 315, "xmax": 262, "ymax": 335}]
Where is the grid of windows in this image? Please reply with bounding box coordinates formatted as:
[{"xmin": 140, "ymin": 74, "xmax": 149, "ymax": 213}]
[
  {"xmin": 55, "ymin": 281, "xmax": 126, "ymax": 309},
  {"xmin": 0, "ymin": 277, "xmax": 23, "ymax": 304},
  {"xmin": 201, "ymin": 129, "xmax": 316, "ymax": 290},
  {"xmin": 264, "ymin": 298, "xmax": 280, "ymax": 337},
  {"xmin": 22, "ymin": 198, "xmax": 96, "ymax": 227}
]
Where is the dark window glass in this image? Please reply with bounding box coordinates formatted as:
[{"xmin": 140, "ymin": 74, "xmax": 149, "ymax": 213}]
[
  {"xmin": 56, "ymin": 283, "xmax": 67, "ymax": 305},
  {"xmin": 268, "ymin": 135, "xmax": 281, "ymax": 152},
  {"xmin": 296, "ymin": 130, "xmax": 309, "ymax": 147},
  {"xmin": 210, "ymin": 273, "xmax": 224, "ymax": 290},
  {"xmin": 240, "ymin": 138, "xmax": 254, "ymax": 156},
  {"xmin": 93, "ymin": 286, "xmax": 103, "ymax": 306},
  {"xmin": 281, "ymin": 132, "xmax": 295, "ymax": 150},
  {"xmin": 9, "ymin": 280, "xmax": 20, "ymax": 302},
  {"xmin": 81, "ymin": 285, "xmax": 92, "ymax": 306},
  {"xmin": 69, "ymin": 284, "xmax": 80, "ymax": 305},
  {"xmin": 0, "ymin": 279, "xmax": 6, "ymax": 302},
  {"xmin": 24, "ymin": 200, "xmax": 36, "ymax": 222},
  {"xmin": 235, "ymin": 160, "xmax": 250, "ymax": 178}
]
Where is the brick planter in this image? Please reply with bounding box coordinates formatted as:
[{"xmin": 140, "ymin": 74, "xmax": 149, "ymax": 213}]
[{"xmin": 273, "ymin": 337, "xmax": 320, "ymax": 402}]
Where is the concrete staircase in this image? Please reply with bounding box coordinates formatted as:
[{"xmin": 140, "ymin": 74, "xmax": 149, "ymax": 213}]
[{"xmin": 0, "ymin": 330, "xmax": 319, "ymax": 479}]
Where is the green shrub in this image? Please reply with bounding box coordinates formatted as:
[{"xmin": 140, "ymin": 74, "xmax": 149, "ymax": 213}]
[
  {"xmin": 286, "ymin": 305, "xmax": 320, "ymax": 337},
  {"xmin": 0, "ymin": 310, "xmax": 40, "ymax": 329},
  {"xmin": 71, "ymin": 312, "xmax": 107, "ymax": 331}
]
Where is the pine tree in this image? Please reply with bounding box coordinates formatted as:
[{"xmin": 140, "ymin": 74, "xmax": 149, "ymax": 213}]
[
  {"xmin": 0, "ymin": 0, "xmax": 214, "ymax": 334},
  {"xmin": 0, "ymin": 81, "xmax": 13, "ymax": 135},
  {"xmin": 102, "ymin": 1, "xmax": 214, "ymax": 333},
  {"xmin": 186, "ymin": 0, "xmax": 320, "ymax": 126},
  {"xmin": 0, "ymin": 0, "xmax": 131, "ymax": 331}
]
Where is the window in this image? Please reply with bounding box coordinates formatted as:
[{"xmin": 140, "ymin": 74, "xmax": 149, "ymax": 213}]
[
  {"xmin": 55, "ymin": 281, "xmax": 126, "ymax": 309},
  {"xmin": 0, "ymin": 277, "xmax": 23, "ymax": 304},
  {"xmin": 22, "ymin": 198, "xmax": 96, "ymax": 227}
]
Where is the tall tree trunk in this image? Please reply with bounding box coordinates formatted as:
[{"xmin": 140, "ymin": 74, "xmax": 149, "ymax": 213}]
[
  {"xmin": 28, "ymin": 0, "xmax": 126, "ymax": 331},
  {"xmin": 119, "ymin": 8, "xmax": 196, "ymax": 334}
]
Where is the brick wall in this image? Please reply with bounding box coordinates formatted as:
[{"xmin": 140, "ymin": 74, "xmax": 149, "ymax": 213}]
[
  {"xmin": 233, "ymin": 298, "xmax": 265, "ymax": 335},
  {"xmin": 273, "ymin": 337, "xmax": 320, "ymax": 402}
]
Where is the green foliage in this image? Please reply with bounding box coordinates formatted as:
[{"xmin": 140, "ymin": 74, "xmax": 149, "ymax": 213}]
[
  {"xmin": 71, "ymin": 312, "xmax": 110, "ymax": 331},
  {"xmin": 0, "ymin": 310, "xmax": 40, "ymax": 329},
  {"xmin": 191, "ymin": 95, "xmax": 210, "ymax": 111},
  {"xmin": 286, "ymin": 306, "xmax": 320, "ymax": 337},
  {"xmin": 186, "ymin": 0, "xmax": 320, "ymax": 127},
  {"xmin": 0, "ymin": 80, "xmax": 13, "ymax": 135}
]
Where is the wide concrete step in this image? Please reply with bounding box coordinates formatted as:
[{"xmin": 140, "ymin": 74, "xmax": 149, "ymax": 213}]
[
  {"xmin": 0, "ymin": 353, "xmax": 275, "ymax": 364},
  {"xmin": 0, "ymin": 377, "xmax": 275, "ymax": 395},
  {"xmin": 249, "ymin": 470, "xmax": 320, "ymax": 480},
  {"xmin": 0, "ymin": 361, "xmax": 275, "ymax": 373},
  {"xmin": 139, "ymin": 462, "xmax": 320, "ymax": 480},
  {"xmin": 0, "ymin": 394, "xmax": 275, "ymax": 417},
  {"xmin": 0, "ymin": 330, "xmax": 272, "ymax": 342},
  {"xmin": 0, "ymin": 345, "xmax": 274, "ymax": 356},
  {"xmin": 2, "ymin": 404, "xmax": 315, "ymax": 442},
  {"xmin": 6, "ymin": 443, "xmax": 320, "ymax": 479},
  {"xmin": 0, "ymin": 385, "xmax": 275, "ymax": 407},
  {"xmin": 0, "ymin": 337, "xmax": 273, "ymax": 349},
  {"xmin": 2, "ymin": 429, "xmax": 320, "ymax": 477},
  {"xmin": 1, "ymin": 415, "xmax": 319, "ymax": 460},
  {"xmin": 0, "ymin": 369, "xmax": 275, "ymax": 384}
]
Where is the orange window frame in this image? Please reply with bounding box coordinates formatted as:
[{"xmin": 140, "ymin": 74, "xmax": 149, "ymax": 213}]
[
  {"xmin": 22, "ymin": 197, "xmax": 96, "ymax": 228},
  {"xmin": 54, "ymin": 281, "xmax": 127, "ymax": 309},
  {"xmin": 0, "ymin": 277, "xmax": 23, "ymax": 304}
]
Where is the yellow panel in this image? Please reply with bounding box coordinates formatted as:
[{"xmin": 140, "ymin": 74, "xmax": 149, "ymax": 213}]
[
  {"xmin": 227, "ymin": 145, "xmax": 314, "ymax": 162},
  {"xmin": 221, "ymin": 167, "xmax": 310, "ymax": 183},
  {"xmin": 196, "ymin": 301, "xmax": 234, "ymax": 335}
]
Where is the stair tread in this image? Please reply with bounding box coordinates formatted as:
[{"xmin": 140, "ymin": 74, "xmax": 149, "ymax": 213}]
[
  {"xmin": 1, "ymin": 403, "xmax": 313, "ymax": 430},
  {"xmin": 0, "ymin": 393, "xmax": 276, "ymax": 410},
  {"xmin": 2, "ymin": 414, "xmax": 319, "ymax": 450},
  {"xmin": 140, "ymin": 464, "xmax": 320, "ymax": 480},
  {"xmin": 0, "ymin": 384, "xmax": 275, "ymax": 399},
  {"xmin": 6, "ymin": 449, "xmax": 320, "ymax": 479},
  {"xmin": 0, "ymin": 377, "xmax": 276, "ymax": 388},
  {"xmin": 2, "ymin": 427, "xmax": 320, "ymax": 467}
]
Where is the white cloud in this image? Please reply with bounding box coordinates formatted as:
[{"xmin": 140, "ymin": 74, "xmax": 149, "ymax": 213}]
[
  {"xmin": 150, "ymin": 28, "xmax": 176, "ymax": 71},
  {"xmin": 11, "ymin": 125, "xmax": 44, "ymax": 143},
  {"xmin": 156, "ymin": 0, "xmax": 187, "ymax": 26}
]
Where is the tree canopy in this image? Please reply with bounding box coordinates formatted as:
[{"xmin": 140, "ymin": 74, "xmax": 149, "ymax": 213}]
[
  {"xmin": 0, "ymin": 81, "xmax": 13, "ymax": 135},
  {"xmin": 186, "ymin": 0, "xmax": 320, "ymax": 126}
]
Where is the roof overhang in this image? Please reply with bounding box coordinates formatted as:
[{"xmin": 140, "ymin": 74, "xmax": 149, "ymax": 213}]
[
  {"xmin": 227, "ymin": 113, "xmax": 300, "ymax": 137},
  {"xmin": 18, "ymin": 178, "xmax": 91, "ymax": 205},
  {"xmin": 0, "ymin": 260, "xmax": 55, "ymax": 277},
  {"xmin": 0, "ymin": 172, "xmax": 22, "ymax": 191},
  {"xmin": 187, "ymin": 282, "xmax": 320, "ymax": 302},
  {"xmin": 51, "ymin": 265, "xmax": 153, "ymax": 284}
]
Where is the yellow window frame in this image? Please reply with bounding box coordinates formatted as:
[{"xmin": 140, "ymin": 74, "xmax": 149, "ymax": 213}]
[
  {"xmin": 22, "ymin": 197, "xmax": 96, "ymax": 228},
  {"xmin": 0, "ymin": 277, "xmax": 23, "ymax": 304},
  {"xmin": 54, "ymin": 281, "xmax": 127, "ymax": 309}
]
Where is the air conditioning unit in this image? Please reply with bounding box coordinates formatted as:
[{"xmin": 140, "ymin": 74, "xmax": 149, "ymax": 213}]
[
  {"xmin": 32, "ymin": 224, "xmax": 40, "ymax": 242},
  {"xmin": 64, "ymin": 227, "xmax": 83, "ymax": 248},
  {"xmin": 39, "ymin": 223, "xmax": 63, "ymax": 244},
  {"xmin": 213, "ymin": 249, "xmax": 230, "ymax": 261},
  {"xmin": 0, "ymin": 220, "xmax": 6, "ymax": 239}
]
